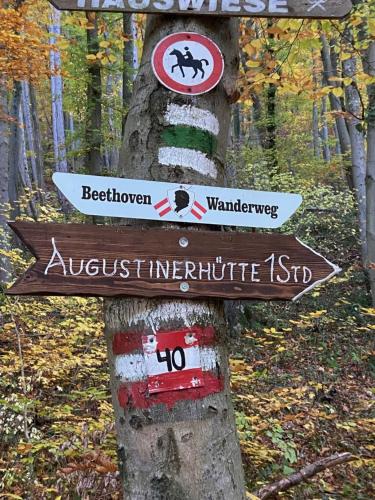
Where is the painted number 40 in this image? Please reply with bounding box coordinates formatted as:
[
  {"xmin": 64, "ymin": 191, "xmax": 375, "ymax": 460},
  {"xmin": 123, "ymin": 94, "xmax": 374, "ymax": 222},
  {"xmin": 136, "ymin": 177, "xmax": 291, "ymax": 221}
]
[{"xmin": 157, "ymin": 347, "xmax": 186, "ymax": 372}]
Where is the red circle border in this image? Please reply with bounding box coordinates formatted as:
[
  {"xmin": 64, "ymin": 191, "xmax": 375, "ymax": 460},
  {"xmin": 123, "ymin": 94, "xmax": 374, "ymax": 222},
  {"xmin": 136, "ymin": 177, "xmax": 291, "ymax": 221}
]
[{"xmin": 151, "ymin": 32, "xmax": 224, "ymax": 96}]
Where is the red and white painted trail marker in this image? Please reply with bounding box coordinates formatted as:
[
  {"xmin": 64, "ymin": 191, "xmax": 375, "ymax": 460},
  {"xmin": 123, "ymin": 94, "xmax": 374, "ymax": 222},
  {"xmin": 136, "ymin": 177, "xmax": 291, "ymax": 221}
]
[
  {"xmin": 152, "ymin": 32, "xmax": 224, "ymax": 95},
  {"xmin": 113, "ymin": 326, "xmax": 222, "ymax": 409}
]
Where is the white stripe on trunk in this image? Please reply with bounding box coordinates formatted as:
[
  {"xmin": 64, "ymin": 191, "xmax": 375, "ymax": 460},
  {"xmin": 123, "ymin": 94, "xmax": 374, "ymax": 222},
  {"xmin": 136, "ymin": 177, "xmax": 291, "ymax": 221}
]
[
  {"xmin": 159, "ymin": 147, "xmax": 217, "ymax": 179},
  {"xmin": 165, "ymin": 104, "xmax": 219, "ymax": 136},
  {"xmin": 115, "ymin": 347, "xmax": 218, "ymax": 382},
  {"xmin": 115, "ymin": 354, "xmax": 147, "ymax": 381}
]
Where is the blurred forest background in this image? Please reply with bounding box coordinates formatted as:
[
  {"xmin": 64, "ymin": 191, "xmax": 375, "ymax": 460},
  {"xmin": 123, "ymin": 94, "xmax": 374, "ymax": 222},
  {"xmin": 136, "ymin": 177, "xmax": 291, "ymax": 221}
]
[{"xmin": 0, "ymin": 0, "xmax": 374, "ymax": 498}]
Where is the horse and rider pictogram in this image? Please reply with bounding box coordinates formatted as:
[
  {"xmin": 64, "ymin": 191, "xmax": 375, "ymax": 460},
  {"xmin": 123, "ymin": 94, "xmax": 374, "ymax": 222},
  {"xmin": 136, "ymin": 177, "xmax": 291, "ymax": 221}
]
[{"xmin": 170, "ymin": 47, "xmax": 209, "ymax": 79}]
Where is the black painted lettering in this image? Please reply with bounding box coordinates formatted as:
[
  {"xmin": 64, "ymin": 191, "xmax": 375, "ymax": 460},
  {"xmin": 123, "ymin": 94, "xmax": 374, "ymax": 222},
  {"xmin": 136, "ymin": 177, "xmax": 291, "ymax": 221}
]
[{"xmin": 82, "ymin": 185, "xmax": 91, "ymax": 199}]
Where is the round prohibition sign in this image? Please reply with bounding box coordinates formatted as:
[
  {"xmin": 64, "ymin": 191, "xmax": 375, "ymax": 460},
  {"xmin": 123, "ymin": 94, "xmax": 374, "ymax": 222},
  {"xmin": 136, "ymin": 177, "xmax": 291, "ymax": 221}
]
[{"xmin": 151, "ymin": 32, "xmax": 224, "ymax": 96}]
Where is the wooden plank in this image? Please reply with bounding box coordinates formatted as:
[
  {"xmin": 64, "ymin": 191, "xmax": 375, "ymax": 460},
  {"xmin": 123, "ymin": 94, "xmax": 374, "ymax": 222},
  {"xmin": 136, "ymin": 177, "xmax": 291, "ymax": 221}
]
[
  {"xmin": 48, "ymin": 0, "xmax": 353, "ymax": 19},
  {"xmin": 6, "ymin": 222, "xmax": 340, "ymax": 301}
]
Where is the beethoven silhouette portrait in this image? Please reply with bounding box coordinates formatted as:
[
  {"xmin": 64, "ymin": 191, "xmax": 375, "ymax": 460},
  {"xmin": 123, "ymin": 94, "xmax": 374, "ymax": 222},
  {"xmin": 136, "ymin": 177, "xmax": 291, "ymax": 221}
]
[{"xmin": 174, "ymin": 190, "xmax": 190, "ymax": 213}]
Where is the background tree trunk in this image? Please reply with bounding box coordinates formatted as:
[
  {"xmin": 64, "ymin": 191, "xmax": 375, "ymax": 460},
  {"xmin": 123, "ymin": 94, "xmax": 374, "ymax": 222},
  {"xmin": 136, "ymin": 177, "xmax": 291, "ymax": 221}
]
[
  {"xmin": 342, "ymin": 33, "xmax": 367, "ymax": 267},
  {"xmin": 121, "ymin": 13, "xmax": 138, "ymax": 137},
  {"xmin": 50, "ymin": 6, "xmax": 70, "ymax": 213},
  {"xmin": 364, "ymin": 41, "xmax": 375, "ymax": 304},
  {"xmin": 105, "ymin": 14, "xmax": 245, "ymax": 499},
  {"xmin": 8, "ymin": 81, "xmax": 26, "ymax": 216},
  {"xmin": 320, "ymin": 35, "xmax": 352, "ymax": 170},
  {"xmin": 0, "ymin": 78, "xmax": 11, "ymax": 283},
  {"xmin": 21, "ymin": 81, "xmax": 43, "ymax": 197},
  {"xmin": 321, "ymin": 96, "xmax": 331, "ymax": 163},
  {"xmin": 86, "ymin": 12, "xmax": 103, "ymax": 176}
]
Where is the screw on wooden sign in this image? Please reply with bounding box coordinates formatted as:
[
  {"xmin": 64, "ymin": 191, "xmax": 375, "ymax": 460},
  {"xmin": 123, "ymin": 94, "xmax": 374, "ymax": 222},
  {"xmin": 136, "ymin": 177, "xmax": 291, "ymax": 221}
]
[
  {"xmin": 6, "ymin": 222, "xmax": 341, "ymax": 301},
  {"xmin": 48, "ymin": 0, "xmax": 353, "ymax": 19}
]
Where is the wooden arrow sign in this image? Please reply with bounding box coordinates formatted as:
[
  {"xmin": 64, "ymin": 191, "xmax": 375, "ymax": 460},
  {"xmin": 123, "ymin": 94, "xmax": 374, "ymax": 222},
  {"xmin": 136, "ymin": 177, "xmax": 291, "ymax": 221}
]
[
  {"xmin": 48, "ymin": 0, "xmax": 353, "ymax": 19},
  {"xmin": 7, "ymin": 222, "xmax": 340, "ymax": 301}
]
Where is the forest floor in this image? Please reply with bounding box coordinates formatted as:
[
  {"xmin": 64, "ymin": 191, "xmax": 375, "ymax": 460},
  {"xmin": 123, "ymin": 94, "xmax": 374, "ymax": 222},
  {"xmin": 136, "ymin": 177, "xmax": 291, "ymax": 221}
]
[
  {"xmin": 232, "ymin": 267, "xmax": 374, "ymax": 499},
  {"xmin": 0, "ymin": 264, "xmax": 374, "ymax": 499}
]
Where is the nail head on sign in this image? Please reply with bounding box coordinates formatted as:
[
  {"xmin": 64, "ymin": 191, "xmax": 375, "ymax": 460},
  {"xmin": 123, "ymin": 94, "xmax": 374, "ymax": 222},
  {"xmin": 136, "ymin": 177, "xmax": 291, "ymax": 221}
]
[
  {"xmin": 180, "ymin": 282, "xmax": 190, "ymax": 292},
  {"xmin": 179, "ymin": 237, "xmax": 189, "ymax": 248}
]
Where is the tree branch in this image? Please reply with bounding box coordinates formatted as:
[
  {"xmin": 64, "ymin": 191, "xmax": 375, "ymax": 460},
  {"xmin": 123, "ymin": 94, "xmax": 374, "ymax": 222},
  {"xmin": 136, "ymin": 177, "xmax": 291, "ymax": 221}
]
[{"xmin": 253, "ymin": 452, "xmax": 355, "ymax": 500}]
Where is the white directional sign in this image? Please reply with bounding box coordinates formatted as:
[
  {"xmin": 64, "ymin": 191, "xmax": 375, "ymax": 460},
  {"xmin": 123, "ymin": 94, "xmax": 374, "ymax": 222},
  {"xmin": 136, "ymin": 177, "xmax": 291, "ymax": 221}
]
[{"xmin": 53, "ymin": 172, "xmax": 302, "ymax": 229}]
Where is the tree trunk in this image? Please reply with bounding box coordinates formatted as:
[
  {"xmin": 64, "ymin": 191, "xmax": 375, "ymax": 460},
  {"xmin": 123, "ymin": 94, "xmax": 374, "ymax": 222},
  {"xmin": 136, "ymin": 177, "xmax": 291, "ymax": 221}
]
[
  {"xmin": 50, "ymin": 6, "xmax": 70, "ymax": 213},
  {"xmin": 342, "ymin": 36, "xmax": 367, "ymax": 267},
  {"xmin": 265, "ymin": 82, "xmax": 277, "ymax": 172},
  {"xmin": 321, "ymin": 97, "xmax": 331, "ymax": 163},
  {"xmin": 50, "ymin": 7, "xmax": 68, "ymax": 174},
  {"xmin": 29, "ymin": 84, "xmax": 44, "ymax": 190},
  {"xmin": 364, "ymin": 41, "xmax": 375, "ymax": 304},
  {"xmin": 18, "ymin": 100, "xmax": 37, "ymax": 219},
  {"xmin": 312, "ymin": 100, "xmax": 321, "ymax": 158},
  {"xmin": 86, "ymin": 12, "xmax": 103, "ymax": 176},
  {"xmin": 21, "ymin": 81, "xmax": 43, "ymax": 196},
  {"xmin": 312, "ymin": 51, "xmax": 321, "ymax": 158},
  {"xmin": 8, "ymin": 81, "xmax": 22, "ymax": 214},
  {"xmin": 105, "ymin": 14, "xmax": 245, "ymax": 499},
  {"xmin": 0, "ymin": 78, "xmax": 11, "ymax": 283},
  {"xmin": 122, "ymin": 13, "xmax": 138, "ymax": 137},
  {"xmin": 320, "ymin": 35, "xmax": 352, "ymax": 165}
]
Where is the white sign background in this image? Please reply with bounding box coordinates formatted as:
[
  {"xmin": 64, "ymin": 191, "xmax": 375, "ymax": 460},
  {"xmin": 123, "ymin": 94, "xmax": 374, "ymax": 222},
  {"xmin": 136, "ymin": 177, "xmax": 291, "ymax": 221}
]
[{"xmin": 53, "ymin": 172, "xmax": 303, "ymax": 229}]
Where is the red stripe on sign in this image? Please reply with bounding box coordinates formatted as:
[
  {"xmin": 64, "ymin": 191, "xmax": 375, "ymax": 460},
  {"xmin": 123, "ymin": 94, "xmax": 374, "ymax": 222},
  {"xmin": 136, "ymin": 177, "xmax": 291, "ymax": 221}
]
[
  {"xmin": 191, "ymin": 208, "xmax": 202, "ymax": 220},
  {"xmin": 154, "ymin": 197, "xmax": 168, "ymax": 210},
  {"xmin": 154, "ymin": 326, "xmax": 215, "ymax": 349},
  {"xmin": 118, "ymin": 371, "xmax": 223, "ymax": 410},
  {"xmin": 112, "ymin": 332, "xmax": 142, "ymax": 355},
  {"xmin": 114, "ymin": 326, "xmax": 216, "ymax": 355},
  {"xmin": 159, "ymin": 206, "xmax": 172, "ymax": 217},
  {"xmin": 148, "ymin": 368, "xmax": 204, "ymax": 394},
  {"xmin": 143, "ymin": 327, "xmax": 214, "ymax": 352},
  {"xmin": 194, "ymin": 201, "xmax": 207, "ymax": 214}
]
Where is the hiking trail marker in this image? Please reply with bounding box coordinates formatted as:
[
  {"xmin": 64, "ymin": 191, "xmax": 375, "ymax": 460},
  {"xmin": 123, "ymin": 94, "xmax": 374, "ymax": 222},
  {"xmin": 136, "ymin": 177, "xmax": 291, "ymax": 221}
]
[
  {"xmin": 7, "ymin": 222, "xmax": 340, "ymax": 301},
  {"xmin": 48, "ymin": 0, "xmax": 353, "ymax": 19},
  {"xmin": 52, "ymin": 172, "xmax": 302, "ymax": 229},
  {"xmin": 114, "ymin": 326, "xmax": 222, "ymax": 409},
  {"xmin": 151, "ymin": 32, "xmax": 224, "ymax": 95}
]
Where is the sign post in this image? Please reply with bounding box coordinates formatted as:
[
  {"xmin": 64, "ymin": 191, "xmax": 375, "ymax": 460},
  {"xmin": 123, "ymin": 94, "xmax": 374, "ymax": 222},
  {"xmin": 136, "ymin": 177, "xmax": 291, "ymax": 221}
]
[{"xmin": 13, "ymin": 0, "xmax": 352, "ymax": 497}]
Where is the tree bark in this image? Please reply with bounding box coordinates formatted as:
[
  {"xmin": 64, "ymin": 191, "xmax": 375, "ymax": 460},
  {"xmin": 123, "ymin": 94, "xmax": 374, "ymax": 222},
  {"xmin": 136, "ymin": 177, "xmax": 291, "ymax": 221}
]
[
  {"xmin": 320, "ymin": 36, "xmax": 352, "ymax": 164},
  {"xmin": 105, "ymin": 14, "xmax": 245, "ymax": 499},
  {"xmin": 342, "ymin": 33, "xmax": 367, "ymax": 267},
  {"xmin": 50, "ymin": 6, "xmax": 70, "ymax": 213},
  {"xmin": 0, "ymin": 78, "xmax": 11, "ymax": 283},
  {"xmin": 8, "ymin": 81, "xmax": 22, "ymax": 214},
  {"xmin": 321, "ymin": 97, "xmax": 331, "ymax": 163},
  {"xmin": 29, "ymin": 84, "xmax": 44, "ymax": 190},
  {"xmin": 122, "ymin": 13, "xmax": 138, "ymax": 137},
  {"xmin": 363, "ymin": 41, "xmax": 375, "ymax": 304},
  {"xmin": 86, "ymin": 12, "xmax": 103, "ymax": 176},
  {"xmin": 21, "ymin": 81, "xmax": 43, "ymax": 196}
]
